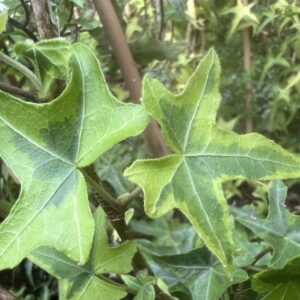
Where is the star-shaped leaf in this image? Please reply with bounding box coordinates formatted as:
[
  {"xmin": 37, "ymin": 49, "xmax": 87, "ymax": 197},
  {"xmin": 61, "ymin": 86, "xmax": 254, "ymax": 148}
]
[
  {"xmin": 222, "ymin": 0, "xmax": 258, "ymax": 39},
  {"xmin": 252, "ymin": 256, "xmax": 300, "ymax": 300},
  {"xmin": 234, "ymin": 180, "xmax": 300, "ymax": 269},
  {"xmin": 0, "ymin": 42, "xmax": 149, "ymax": 269},
  {"xmin": 125, "ymin": 49, "xmax": 300, "ymax": 270},
  {"xmin": 29, "ymin": 207, "xmax": 137, "ymax": 300},
  {"xmin": 146, "ymin": 248, "xmax": 248, "ymax": 300}
]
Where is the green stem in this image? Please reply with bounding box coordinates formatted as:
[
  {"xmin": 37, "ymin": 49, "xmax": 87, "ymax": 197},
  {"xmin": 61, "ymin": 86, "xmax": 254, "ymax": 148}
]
[
  {"xmin": 96, "ymin": 274, "xmax": 137, "ymax": 295},
  {"xmin": 118, "ymin": 186, "xmax": 141, "ymax": 208},
  {"xmin": 82, "ymin": 169, "xmax": 122, "ymax": 210},
  {"xmin": 0, "ymin": 51, "xmax": 41, "ymax": 90}
]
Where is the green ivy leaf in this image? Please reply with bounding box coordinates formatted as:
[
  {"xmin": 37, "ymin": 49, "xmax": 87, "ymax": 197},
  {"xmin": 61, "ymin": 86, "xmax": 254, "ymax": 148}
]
[
  {"xmin": 235, "ymin": 180, "xmax": 300, "ymax": 269},
  {"xmin": 15, "ymin": 39, "xmax": 72, "ymax": 97},
  {"xmin": 233, "ymin": 223, "xmax": 272, "ymax": 268},
  {"xmin": 122, "ymin": 270, "xmax": 156, "ymax": 300},
  {"xmin": 222, "ymin": 0, "xmax": 258, "ymax": 39},
  {"xmin": 147, "ymin": 248, "xmax": 248, "ymax": 300},
  {"xmin": 131, "ymin": 214, "xmax": 198, "ymax": 256},
  {"xmin": 0, "ymin": 42, "xmax": 149, "ymax": 270},
  {"xmin": 29, "ymin": 207, "xmax": 137, "ymax": 300},
  {"xmin": 252, "ymin": 256, "xmax": 300, "ymax": 299},
  {"xmin": 125, "ymin": 49, "xmax": 300, "ymax": 270}
]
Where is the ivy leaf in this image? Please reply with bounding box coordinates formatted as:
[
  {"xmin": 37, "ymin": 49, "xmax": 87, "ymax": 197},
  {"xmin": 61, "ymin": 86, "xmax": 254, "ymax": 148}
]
[
  {"xmin": 0, "ymin": 42, "xmax": 149, "ymax": 269},
  {"xmin": 15, "ymin": 39, "xmax": 72, "ymax": 97},
  {"xmin": 131, "ymin": 214, "xmax": 198, "ymax": 256},
  {"xmin": 125, "ymin": 49, "xmax": 300, "ymax": 270},
  {"xmin": 233, "ymin": 223, "xmax": 271, "ymax": 268},
  {"xmin": 235, "ymin": 180, "xmax": 300, "ymax": 269},
  {"xmin": 147, "ymin": 248, "xmax": 248, "ymax": 300},
  {"xmin": 252, "ymin": 256, "xmax": 300, "ymax": 299},
  {"xmin": 222, "ymin": 0, "xmax": 258, "ymax": 39},
  {"xmin": 122, "ymin": 270, "xmax": 156, "ymax": 300},
  {"xmin": 29, "ymin": 207, "xmax": 137, "ymax": 300}
]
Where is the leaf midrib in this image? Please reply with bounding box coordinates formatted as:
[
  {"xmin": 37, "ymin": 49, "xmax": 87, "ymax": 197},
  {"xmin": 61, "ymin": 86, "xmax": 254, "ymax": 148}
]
[
  {"xmin": 184, "ymin": 153, "xmax": 299, "ymax": 169},
  {"xmin": 182, "ymin": 51, "xmax": 214, "ymax": 151}
]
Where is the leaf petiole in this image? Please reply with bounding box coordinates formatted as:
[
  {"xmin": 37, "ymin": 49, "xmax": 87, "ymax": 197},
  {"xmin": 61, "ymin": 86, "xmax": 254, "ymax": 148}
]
[{"xmin": 0, "ymin": 51, "xmax": 42, "ymax": 90}]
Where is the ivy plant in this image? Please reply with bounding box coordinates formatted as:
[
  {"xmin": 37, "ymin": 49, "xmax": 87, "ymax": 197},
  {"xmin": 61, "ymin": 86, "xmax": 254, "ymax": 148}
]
[
  {"xmin": 1, "ymin": 38, "xmax": 300, "ymax": 299},
  {"xmin": 0, "ymin": 41, "xmax": 148, "ymax": 269},
  {"xmin": 125, "ymin": 48, "xmax": 300, "ymax": 271},
  {"xmin": 29, "ymin": 207, "xmax": 137, "ymax": 300}
]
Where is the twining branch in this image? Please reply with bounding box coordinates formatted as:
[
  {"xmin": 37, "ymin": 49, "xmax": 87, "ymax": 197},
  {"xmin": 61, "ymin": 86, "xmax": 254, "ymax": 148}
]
[{"xmin": 8, "ymin": 0, "xmax": 37, "ymax": 42}]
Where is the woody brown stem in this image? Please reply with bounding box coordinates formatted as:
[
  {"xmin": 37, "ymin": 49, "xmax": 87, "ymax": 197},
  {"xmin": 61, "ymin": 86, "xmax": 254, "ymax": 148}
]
[
  {"xmin": 30, "ymin": 0, "xmax": 55, "ymax": 39},
  {"xmin": 243, "ymin": 0, "xmax": 253, "ymax": 133},
  {"xmin": 93, "ymin": 0, "xmax": 167, "ymax": 157}
]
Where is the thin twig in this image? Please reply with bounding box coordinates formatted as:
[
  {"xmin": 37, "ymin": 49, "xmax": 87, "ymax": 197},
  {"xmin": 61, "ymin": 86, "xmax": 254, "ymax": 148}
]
[
  {"xmin": 60, "ymin": 2, "xmax": 74, "ymax": 35},
  {"xmin": 8, "ymin": 18, "xmax": 38, "ymax": 41},
  {"xmin": 252, "ymin": 247, "xmax": 272, "ymax": 265},
  {"xmin": 20, "ymin": 0, "xmax": 31, "ymax": 28},
  {"xmin": 242, "ymin": 247, "xmax": 272, "ymax": 272}
]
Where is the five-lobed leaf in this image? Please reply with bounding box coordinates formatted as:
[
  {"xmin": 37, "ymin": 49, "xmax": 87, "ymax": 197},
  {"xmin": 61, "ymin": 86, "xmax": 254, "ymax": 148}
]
[
  {"xmin": 29, "ymin": 207, "xmax": 137, "ymax": 300},
  {"xmin": 125, "ymin": 49, "xmax": 300, "ymax": 270},
  {"xmin": 146, "ymin": 247, "xmax": 248, "ymax": 300},
  {"xmin": 235, "ymin": 180, "xmax": 300, "ymax": 269},
  {"xmin": 0, "ymin": 42, "xmax": 149, "ymax": 269}
]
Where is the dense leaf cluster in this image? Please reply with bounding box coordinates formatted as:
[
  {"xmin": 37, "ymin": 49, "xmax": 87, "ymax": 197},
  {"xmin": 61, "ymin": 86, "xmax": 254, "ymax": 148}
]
[{"xmin": 0, "ymin": 1, "xmax": 300, "ymax": 299}]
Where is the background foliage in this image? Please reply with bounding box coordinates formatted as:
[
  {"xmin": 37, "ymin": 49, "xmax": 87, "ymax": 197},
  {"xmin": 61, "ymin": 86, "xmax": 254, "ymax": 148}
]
[{"xmin": 0, "ymin": 0, "xmax": 300, "ymax": 299}]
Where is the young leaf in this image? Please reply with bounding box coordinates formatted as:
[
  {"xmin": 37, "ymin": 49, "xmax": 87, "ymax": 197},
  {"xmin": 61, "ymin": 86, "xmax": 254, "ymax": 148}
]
[
  {"xmin": 0, "ymin": 42, "xmax": 149, "ymax": 270},
  {"xmin": 15, "ymin": 39, "xmax": 73, "ymax": 97},
  {"xmin": 146, "ymin": 248, "xmax": 248, "ymax": 300},
  {"xmin": 235, "ymin": 180, "xmax": 300, "ymax": 269},
  {"xmin": 122, "ymin": 271, "xmax": 156, "ymax": 300},
  {"xmin": 29, "ymin": 207, "xmax": 137, "ymax": 300},
  {"xmin": 252, "ymin": 256, "xmax": 300, "ymax": 300},
  {"xmin": 125, "ymin": 49, "xmax": 300, "ymax": 270},
  {"xmin": 222, "ymin": 0, "xmax": 258, "ymax": 39}
]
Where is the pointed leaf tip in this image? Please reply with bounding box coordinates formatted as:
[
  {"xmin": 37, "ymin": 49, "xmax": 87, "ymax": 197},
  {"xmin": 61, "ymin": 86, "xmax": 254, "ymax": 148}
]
[{"xmin": 126, "ymin": 47, "xmax": 300, "ymax": 272}]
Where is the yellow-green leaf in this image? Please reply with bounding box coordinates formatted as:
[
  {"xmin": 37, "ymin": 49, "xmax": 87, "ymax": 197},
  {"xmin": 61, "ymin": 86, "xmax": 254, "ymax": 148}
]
[
  {"xmin": 0, "ymin": 41, "xmax": 148, "ymax": 270},
  {"xmin": 29, "ymin": 207, "xmax": 137, "ymax": 300},
  {"xmin": 125, "ymin": 49, "xmax": 300, "ymax": 271}
]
